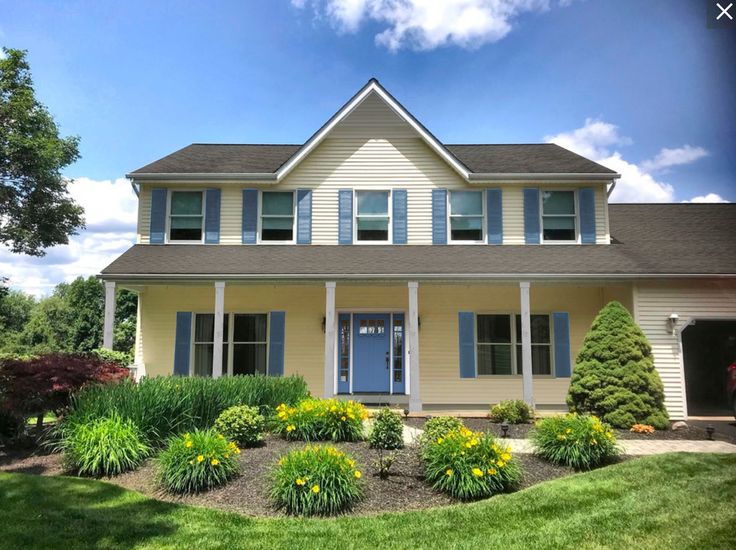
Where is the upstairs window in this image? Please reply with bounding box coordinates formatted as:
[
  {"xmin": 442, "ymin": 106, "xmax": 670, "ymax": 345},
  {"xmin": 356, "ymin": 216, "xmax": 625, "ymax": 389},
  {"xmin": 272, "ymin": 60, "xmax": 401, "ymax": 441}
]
[
  {"xmin": 261, "ymin": 192, "xmax": 295, "ymax": 241},
  {"xmin": 449, "ymin": 191, "xmax": 484, "ymax": 242},
  {"xmin": 542, "ymin": 191, "xmax": 576, "ymax": 242},
  {"xmin": 356, "ymin": 191, "xmax": 390, "ymax": 242},
  {"xmin": 169, "ymin": 191, "xmax": 204, "ymax": 242}
]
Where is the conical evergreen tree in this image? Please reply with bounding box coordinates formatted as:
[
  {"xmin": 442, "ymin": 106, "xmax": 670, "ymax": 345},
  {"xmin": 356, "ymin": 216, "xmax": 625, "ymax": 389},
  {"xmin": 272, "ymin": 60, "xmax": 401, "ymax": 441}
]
[{"xmin": 567, "ymin": 301, "xmax": 669, "ymax": 429}]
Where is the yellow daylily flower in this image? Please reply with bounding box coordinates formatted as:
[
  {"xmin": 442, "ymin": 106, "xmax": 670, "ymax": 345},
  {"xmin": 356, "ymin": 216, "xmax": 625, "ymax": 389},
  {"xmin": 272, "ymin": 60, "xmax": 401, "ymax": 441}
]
[
  {"xmin": 312, "ymin": 485, "xmax": 320, "ymax": 493},
  {"xmin": 196, "ymin": 455, "xmax": 204, "ymax": 463},
  {"xmin": 211, "ymin": 458, "xmax": 220, "ymax": 466},
  {"xmin": 295, "ymin": 478, "xmax": 306, "ymax": 486},
  {"xmin": 487, "ymin": 468, "xmax": 497, "ymax": 475},
  {"xmin": 446, "ymin": 469, "xmax": 454, "ymax": 477},
  {"xmin": 185, "ymin": 440, "xmax": 193, "ymax": 448},
  {"xmin": 354, "ymin": 470, "xmax": 362, "ymax": 479},
  {"xmin": 472, "ymin": 468, "xmax": 484, "ymax": 477}
]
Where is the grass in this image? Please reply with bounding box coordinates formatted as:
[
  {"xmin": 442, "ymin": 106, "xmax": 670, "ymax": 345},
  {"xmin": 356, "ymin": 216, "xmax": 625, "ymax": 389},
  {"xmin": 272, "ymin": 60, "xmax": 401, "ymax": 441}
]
[{"xmin": 0, "ymin": 453, "xmax": 734, "ymax": 549}]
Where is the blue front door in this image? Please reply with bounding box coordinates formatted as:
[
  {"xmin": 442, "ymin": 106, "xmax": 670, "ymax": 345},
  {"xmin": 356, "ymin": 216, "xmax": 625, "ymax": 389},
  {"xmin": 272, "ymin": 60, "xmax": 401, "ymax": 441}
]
[{"xmin": 352, "ymin": 313, "xmax": 391, "ymax": 393}]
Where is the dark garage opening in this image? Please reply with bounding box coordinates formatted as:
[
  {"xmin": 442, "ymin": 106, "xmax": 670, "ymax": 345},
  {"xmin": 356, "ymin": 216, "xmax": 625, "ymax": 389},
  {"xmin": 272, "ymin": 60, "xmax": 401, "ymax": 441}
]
[{"xmin": 682, "ymin": 320, "xmax": 736, "ymax": 416}]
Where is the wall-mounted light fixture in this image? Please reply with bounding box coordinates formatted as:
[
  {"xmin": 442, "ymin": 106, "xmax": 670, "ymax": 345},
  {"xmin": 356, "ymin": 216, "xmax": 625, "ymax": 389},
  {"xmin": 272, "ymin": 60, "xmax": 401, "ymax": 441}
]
[
  {"xmin": 667, "ymin": 313, "xmax": 679, "ymax": 335},
  {"xmin": 321, "ymin": 316, "xmax": 326, "ymax": 333}
]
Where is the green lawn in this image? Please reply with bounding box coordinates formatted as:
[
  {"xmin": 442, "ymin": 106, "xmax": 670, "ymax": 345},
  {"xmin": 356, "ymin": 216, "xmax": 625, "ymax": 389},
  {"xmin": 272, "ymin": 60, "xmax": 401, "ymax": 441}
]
[{"xmin": 1, "ymin": 453, "xmax": 734, "ymax": 549}]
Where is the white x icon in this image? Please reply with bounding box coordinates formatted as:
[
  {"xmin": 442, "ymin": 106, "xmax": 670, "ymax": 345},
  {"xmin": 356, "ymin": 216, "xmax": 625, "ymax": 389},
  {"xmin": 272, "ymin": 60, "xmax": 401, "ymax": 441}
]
[{"xmin": 717, "ymin": 2, "xmax": 733, "ymax": 20}]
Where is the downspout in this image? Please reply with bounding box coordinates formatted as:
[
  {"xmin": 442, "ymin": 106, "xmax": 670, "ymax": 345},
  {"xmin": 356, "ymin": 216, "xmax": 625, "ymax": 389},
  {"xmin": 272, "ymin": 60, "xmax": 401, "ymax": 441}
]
[
  {"xmin": 129, "ymin": 179, "xmax": 140, "ymax": 197},
  {"xmin": 607, "ymin": 181, "xmax": 616, "ymax": 197}
]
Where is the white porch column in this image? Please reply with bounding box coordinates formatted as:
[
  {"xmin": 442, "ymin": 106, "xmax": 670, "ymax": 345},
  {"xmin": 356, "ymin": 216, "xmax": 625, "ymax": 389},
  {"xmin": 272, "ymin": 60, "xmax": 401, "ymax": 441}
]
[
  {"xmin": 519, "ymin": 281, "xmax": 534, "ymax": 406},
  {"xmin": 102, "ymin": 281, "xmax": 116, "ymax": 350},
  {"xmin": 212, "ymin": 281, "xmax": 226, "ymax": 378},
  {"xmin": 408, "ymin": 281, "xmax": 422, "ymax": 412},
  {"xmin": 323, "ymin": 282, "xmax": 336, "ymax": 398}
]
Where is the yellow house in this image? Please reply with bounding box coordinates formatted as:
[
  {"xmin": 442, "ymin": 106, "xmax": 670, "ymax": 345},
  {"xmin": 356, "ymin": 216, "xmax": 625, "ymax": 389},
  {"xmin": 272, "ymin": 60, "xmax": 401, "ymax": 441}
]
[{"xmin": 100, "ymin": 80, "xmax": 736, "ymax": 419}]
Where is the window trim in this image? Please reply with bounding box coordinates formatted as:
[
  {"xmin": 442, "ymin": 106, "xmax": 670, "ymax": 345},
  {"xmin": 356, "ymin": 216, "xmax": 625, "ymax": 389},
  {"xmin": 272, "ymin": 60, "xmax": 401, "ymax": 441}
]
[
  {"xmin": 540, "ymin": 189, "xmax": 580, "ymax": 245},
  {"xmin": 448, "ymin": 190, "xmax": 486, "ymax": 244},
  {"xmin": 166, "ymin": 189, "xmax": 206, "ymax": 244},
  {"xmin": 353, "ymin": 190, "xmax": 392, "ymax": 245},
  {"xmin": 258, "ymin": 190, "xmax": 297, "ymax": 244}
]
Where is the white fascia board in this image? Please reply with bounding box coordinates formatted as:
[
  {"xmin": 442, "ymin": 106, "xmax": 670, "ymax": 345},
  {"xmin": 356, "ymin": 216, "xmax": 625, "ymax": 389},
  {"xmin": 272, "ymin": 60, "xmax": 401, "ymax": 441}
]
[
  {"xmin": 126, "ymin": 173, "xmax": 277, "ymax": 182},
  {"xmin": 467, "ymin": 173, "xmax": 620, "ymax": 182}
]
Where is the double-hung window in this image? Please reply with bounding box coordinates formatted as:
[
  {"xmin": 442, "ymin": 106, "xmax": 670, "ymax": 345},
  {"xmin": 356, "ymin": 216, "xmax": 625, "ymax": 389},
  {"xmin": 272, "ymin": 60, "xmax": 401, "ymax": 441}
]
[
  {"xmin": 169, "ymin": 191, "xmax": 204, "ymax": 242},
  {"xmin": 192, "ymin": 313, "xmax": 268, "ymax": 376},
  {"xmin": 541, "ymin": 191, "xmax": 577, "ymax": 242},
  {"xmin": 476, "ymin": 314, "xmax": 552, "ymax": 375},
  {"xmin": 261, "ymin": 192, "xmax": 295, "ymax": 241},
  {"xmin": 355, "ymin": 191, "xmax": 390, "ymax": 242},
  {"xmin": 449, "ymin": 191, "xmax": 484, "ymax": 242}
]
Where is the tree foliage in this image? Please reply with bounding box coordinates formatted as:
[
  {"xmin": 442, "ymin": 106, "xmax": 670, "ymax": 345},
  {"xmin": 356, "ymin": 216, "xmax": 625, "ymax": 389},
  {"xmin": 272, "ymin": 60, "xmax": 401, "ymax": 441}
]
[
  {"xmin": 0, "ymin": 48, "xmax": 84, "ymax": 256},
  {"xmin": 566, "ymin": 301, "xmax": 669, "ymax": 429}
]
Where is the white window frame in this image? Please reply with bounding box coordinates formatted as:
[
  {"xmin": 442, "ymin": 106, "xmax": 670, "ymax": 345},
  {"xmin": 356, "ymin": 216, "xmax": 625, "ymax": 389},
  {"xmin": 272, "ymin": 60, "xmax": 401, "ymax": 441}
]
[
  {"xmin": 540, "ymin": 189, "xmax": 580, "ymax": 244},
  {"xmin": 354, "ymin": 190, "xmax": 392, "ymax": 245},
  {"xmin": 167, "ymin": 189, "xmax": 206, "ymax": 244},
  {"xmin": 258, "ymin": 190, "xmax": 296, "ymax": 244},
  {"xmin": 448, "ymin": 190, "xmax": 486, "ymax": 244}
]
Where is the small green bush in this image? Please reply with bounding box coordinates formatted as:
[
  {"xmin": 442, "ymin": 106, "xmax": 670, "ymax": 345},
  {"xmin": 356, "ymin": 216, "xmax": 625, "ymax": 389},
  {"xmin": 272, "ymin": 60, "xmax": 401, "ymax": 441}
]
[
  {"xmin": 214, "ymin": 405, "xmax": 265, "ymax": 447},
  {"xmin": 419, "ymin": 416, "xmax": 464, "ymax": 449},
  {"xmin": 489, "ymin": 400, "xmax": 533, "ymax": 424},
  {"xmin": 157, "ymin": 429, "xmax": 240, "ymax": 494},
  {"xmin": 270, "ymin": 445, "xmax": 363, "ymax": 516},
  {"xmin": 423, "ymin": 426, "xmax": 521, "ymax": 500},
  {"xmin": 531, "ymin": 414, "xmax": 620, "ymax": 470},
  {"xmin": 272, "ymin": 399, "xmax": 367, "ymax": 442},
  {"xmin": 90, "ymin": 348, "xmax": 133, "ymax": 367},
  {"xmin": 368, "ymin": 408, "xmax": 404, "ymax": 450},
  {"xmin": 59, "ymin": 415, "xmax": 150, "ymax": 477}
]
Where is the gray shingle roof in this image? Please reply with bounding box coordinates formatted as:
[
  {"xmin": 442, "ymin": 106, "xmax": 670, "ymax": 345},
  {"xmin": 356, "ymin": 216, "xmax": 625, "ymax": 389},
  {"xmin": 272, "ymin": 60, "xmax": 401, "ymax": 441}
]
[
  {"xmin": 129, "ymin": 143, "xmax": 615, "ymax": 176},
  {"xmin": 100, "ymin": 204, "xmax": 736, "ymax": 279}
]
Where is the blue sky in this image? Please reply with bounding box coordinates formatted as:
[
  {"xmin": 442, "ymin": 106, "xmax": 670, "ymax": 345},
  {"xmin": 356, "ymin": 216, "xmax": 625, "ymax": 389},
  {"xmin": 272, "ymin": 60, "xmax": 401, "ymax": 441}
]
[{"xmin": 1, "ymin": 0, "xmax": 734, "ymax": 294}]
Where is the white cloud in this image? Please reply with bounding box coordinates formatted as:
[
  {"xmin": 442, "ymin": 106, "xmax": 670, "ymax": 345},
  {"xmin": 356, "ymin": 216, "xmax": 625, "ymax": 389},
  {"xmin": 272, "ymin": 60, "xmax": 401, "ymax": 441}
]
[
  {"xmin": 0, "ymin": 177, "xmax": 137, "ymax": 297},
  {"xmin": 682, "ymin": 193, "xmax": 728, "ymax": 203},
  {"xmin": 545, "ymin": 119, "xmax": 717, "ymax": 203},
  {"xmin": 293, "ymin": 0, "xmax": 572, "ymax": 51}
]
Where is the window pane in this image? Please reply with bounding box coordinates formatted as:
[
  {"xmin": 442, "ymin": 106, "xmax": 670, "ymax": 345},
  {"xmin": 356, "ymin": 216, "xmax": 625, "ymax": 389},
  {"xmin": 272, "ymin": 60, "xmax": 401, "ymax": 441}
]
[
  {"xmin": 542, "ymin": 191, "xmax": 575, "ymax": 215},
  {"xmin": 262, "ymin": 217, "xmax": 293, "ymax": 241},
  {"xmin": 543, "ymin": 216, "xmax": 576, "ymax": 241},
  {"xmin": 357, "ymin": 217, "xmax": 389, "ymax": 241},
  {"xmin": 232, "ymin": 343, "xmax": 267, "ymax": 375},
  {"xmin": 171, "ymin": 192, "xmax": 202, "ymax": 215},
  {"xmin": 450, "ymin": 217, "xmax": 483, "ymax": 241},
  {"xmin": 516, "ymin": 345, "xmax": 551, "ymax": 375},
  {"xmin": 262, "ymin": 192, "xmax": 293, "ymax": 216},
  {"xmin": 170, "ymin": 216, "xmax": 203, "ymax": 241},
  {"xmin": 515, "ymin": 315, "xmax": 550, "ymax": 344},
  {"xmin": 193, "ymin": 343, "xmax": 213, "ymax": 376},
  {"xmin": 357, "ymin": 191, "xmax": 388, "ymax": 215},
  {"xmin": 478, "ymin": 344, "xmax": 512, "ymax": 375},
  {"xmin": 233, "ymin": 314, "xmax": 267, "ymax": 342},
  {"xmin": 477, "ymin": 315, "xmax": 511, "ymax": 343},
  {"xmin": 450, "ymin": 191, "xmax": 482, "ymax": 216},
  {"xmin": 195, "ymin": 314, "xmax": 214, "ymax": 342}
]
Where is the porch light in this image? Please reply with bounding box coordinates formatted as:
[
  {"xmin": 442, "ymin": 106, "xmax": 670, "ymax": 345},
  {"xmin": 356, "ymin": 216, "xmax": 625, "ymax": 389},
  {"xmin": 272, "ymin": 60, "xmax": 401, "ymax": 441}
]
[
  {"xmin": 500, "ymin": 420, "xmax": 509, "ymax": 438},
  {"xmin": 321, "ymin": 317, "xmax": 326, "ymax": 333},
  {"xmin": 667, "ymin": 313, "xmax": 679, "ymax": 335}
]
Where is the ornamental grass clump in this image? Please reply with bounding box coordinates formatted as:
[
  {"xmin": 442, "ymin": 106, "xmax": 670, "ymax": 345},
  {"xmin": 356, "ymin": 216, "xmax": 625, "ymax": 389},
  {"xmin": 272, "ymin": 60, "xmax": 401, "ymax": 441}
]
[
  {"xmin": 270, "ymin": 445, "xmax": 363, "ymax": 516},
  {"xmin": 531, "ymin": 414, "xmax": 620, "ymax": 471},
  {"xmin": 272, "ymin": 398, "xmax": 367, "ymax": 442},
  {"xmin": 489, "ymin": 400, "xmax": 534, "ymax": 424},
  {"xmin": 422, "ymin": 427, "xmax": 521, "ymax": 501},
  {"xmin": 213, "ymin": 405, "xmax": 265, "ymax": 447},
  {"xmin": 58, "ymin": 414, "xmax": 150, "ymax": 477},
  {"xmin": 157, "ymin": 429, "xmax": 240, "ymax": 494},
  {"xmin": 368, "ymin": 408, "xmax": 404, "ymax": 450}
]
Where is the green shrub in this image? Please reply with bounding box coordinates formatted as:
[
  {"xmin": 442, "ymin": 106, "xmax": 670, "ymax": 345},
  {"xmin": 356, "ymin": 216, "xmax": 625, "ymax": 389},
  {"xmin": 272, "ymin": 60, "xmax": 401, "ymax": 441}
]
[
  {"xmin": 419, "ymin": 416, "xmax": 464, "ymax": 449},
  {"xmin": 270, "ymin": 445, "xmax": 363, "ymax": 516},
  {"xmin": 489, "ymin": 400, "xmax": 533, "ymax": 424},
  {"xmin": 531, "ymin": 414, "xmax": 620, "ymax": 470},
  {"xmin": 567, "ymin": 301, "xmax": 669, "ymax": 429},
  {"xmin": 368, "ymin": 408, "xmax": 404, "ymax": 450},
  {"xmin": 423, "ymin": 426, "xmax": 521, "ymax": 500},
  {"xmin": 63, "ymin": 374, "xmax": 309, "ymax": 444},
  {"xmin": 157, "ymin": 429, "xmax": 240, "ymax": 494},
  {"xmin": 272, "ymin": 399, "xmax": 367, "ymax": 442},
  {"xmin": 91, "ymin": 348, "xmax": 133, "ymax": 367},
  {"xmin": 213, "ymin": 405, "xmax": 265, "ymax": 447},
  {"xmin": 58, "ymin": 414, "xmax": 150, "ymax": 477}
]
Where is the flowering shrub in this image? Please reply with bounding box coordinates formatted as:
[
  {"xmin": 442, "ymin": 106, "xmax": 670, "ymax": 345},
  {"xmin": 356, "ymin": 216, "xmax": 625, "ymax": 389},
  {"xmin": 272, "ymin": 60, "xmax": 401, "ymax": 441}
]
[
  {"xmin": 213, "ymin": 405, "xmax": 265, "ymax": 447},
  {"xmin": 272, "ymin": 398, "xmax": 367, "ymax": 442},
  {"xmin": 58, "ymin": 414, "xmax": 150, "ymax": 477},
  {"xmin": 531, "ymin": 414, "xmax": 620, "ymax": 470},
  {"xmin": 423, "ymin": 427, "xmax": 521, "ymax": 500},
  {"xmin": 270, "ymin": 445, "xmax": 363, "ymax": 516},
  {"xmin": 419, "ymin": 416, "xmax": 464, "ymax": 450},
  {"xmin": 157, "ymin": 429, "xmax": 240, "ymax": 494},
  {"xmin": 489, "ymin": 400, "xmax": 533, "ymax": 424},
  {"xmin": 368, "ymin": 408, "xmax": 404, "ymax": 450},
  {"xmin": 630, "ymin": 423, "xmax": 655, "ymax": 434}
]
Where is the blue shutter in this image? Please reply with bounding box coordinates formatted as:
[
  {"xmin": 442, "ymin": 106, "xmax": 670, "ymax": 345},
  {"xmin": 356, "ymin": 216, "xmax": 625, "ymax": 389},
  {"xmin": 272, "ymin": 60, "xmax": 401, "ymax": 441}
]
[
  {"xmin": 242, "ymin": 189, "xmax": 258, "ymax": 244},
  {"xmin": 486, "ymin": 189, "xmax": 503, "ymax": 244},
  {"xmin": 338, "ymin": 189, "xmax": 353, "ymax": 245},
  {"xmin": 552, "ymin": 312, "xmax": 571, "ymax": 377},
  {"xmin": 204, "ymin": 189, "xmax": 221, "ymax": 244},
  {"xmin": 149, "ymin": 188, "xmax": 167, "ymax": 244},
  {"xmin": 296, "ymin": 189, "xmax": 312, "ymax": 244},
  {"xmin": 432, "ymin": 189, "xmax": 447, "ymax": 244},
  {"xmin": 523, "ymin": 188, "xmax": 540, "ymax": 244},
  {"xmin": 268, "ymin": 311, "xmax": 286, "ymax": 376},
  {"xmin": 173, "ymin": 312, "xmax": 192, "ymax": 376},
  {"xmin": 392, "ymin": 189, "xmax": 408, "ymax": 244},
  {"xmin": 458, "ymin": 312, "xmax": 476, "ymax": 378},
  {"xmin": 579, "ymin": 188, "xmax": 596, "ymax": 244}
]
